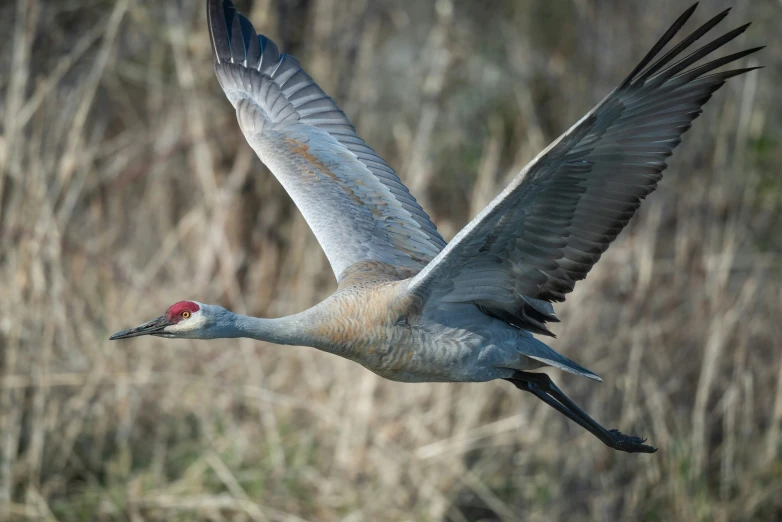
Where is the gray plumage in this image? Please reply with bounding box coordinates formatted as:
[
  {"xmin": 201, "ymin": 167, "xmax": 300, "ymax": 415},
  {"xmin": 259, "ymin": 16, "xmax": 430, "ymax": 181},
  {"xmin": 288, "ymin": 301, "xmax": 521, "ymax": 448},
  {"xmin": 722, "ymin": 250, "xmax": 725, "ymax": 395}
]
[
  {"xmin": 408, "ymin": 6, "xmax": 761, "ymax": 336},
  {"xmin": 208, "ymin": 0, "xmax": 445, "ymax": 279},
  {"xmin": 111, "ymin": 1, "xmax": 762, "ymax": 454}
]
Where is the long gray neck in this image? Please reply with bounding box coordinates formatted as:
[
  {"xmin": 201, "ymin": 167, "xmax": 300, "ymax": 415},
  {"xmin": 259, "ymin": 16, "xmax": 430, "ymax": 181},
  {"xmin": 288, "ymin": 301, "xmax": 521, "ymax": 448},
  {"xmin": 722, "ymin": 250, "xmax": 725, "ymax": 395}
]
[
  {"xmin": 207, "ymin": 305, "xmax": 316, "ymax": 347},
  {"xmin": 228, "ymin": 314, "xmax": 304, "ymax": 345}
]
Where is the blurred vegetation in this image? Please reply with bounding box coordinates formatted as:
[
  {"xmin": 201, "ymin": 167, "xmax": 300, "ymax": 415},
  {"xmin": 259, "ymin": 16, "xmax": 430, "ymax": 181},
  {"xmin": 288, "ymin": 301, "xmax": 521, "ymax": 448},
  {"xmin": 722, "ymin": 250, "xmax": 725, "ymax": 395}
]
[{"xmin": 1, "ymin": 0, "xmax": 781, "ymax": 520}]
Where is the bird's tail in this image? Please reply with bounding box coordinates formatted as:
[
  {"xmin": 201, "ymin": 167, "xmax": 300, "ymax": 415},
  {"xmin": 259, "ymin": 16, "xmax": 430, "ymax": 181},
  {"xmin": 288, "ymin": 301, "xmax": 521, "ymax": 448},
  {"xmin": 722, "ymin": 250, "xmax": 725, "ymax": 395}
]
[{"xmin": 517, "ymin": 331, "xmax": 602, "ymax": 382}]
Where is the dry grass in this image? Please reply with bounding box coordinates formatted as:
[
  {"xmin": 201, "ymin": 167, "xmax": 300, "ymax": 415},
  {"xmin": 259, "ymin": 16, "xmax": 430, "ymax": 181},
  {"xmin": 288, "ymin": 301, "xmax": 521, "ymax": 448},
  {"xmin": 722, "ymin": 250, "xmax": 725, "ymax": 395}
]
[{"xmin": 1, "ymin": 0, "xmax": 781, "ymax": 520}]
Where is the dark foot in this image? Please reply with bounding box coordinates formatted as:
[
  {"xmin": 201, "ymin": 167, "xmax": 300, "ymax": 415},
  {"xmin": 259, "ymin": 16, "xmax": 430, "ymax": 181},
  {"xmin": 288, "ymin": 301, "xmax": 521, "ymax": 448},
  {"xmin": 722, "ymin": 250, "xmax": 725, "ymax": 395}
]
[
  {"xmin": 505, "ymin": 371, "xmax": 658, "ymax": 454},
  {"xmin": 607, "ymin": 429, "xmax": 657, "ymax": 454}
]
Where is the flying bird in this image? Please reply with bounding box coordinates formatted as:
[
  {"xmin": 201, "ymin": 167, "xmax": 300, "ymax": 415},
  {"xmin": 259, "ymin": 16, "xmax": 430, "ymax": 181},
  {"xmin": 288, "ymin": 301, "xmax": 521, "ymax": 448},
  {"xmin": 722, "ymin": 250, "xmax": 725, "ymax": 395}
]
[{"xmin": 111, "ymin": 0, "xmax": 762, "ymax": 454}]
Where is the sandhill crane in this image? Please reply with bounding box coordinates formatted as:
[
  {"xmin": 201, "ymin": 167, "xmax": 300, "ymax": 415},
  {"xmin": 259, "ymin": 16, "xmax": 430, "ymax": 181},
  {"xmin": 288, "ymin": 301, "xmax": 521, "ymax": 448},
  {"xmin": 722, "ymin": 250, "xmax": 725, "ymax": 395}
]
[{"xmin": 110, "ymin": 0, "xmax": 762, "ymax": 454}]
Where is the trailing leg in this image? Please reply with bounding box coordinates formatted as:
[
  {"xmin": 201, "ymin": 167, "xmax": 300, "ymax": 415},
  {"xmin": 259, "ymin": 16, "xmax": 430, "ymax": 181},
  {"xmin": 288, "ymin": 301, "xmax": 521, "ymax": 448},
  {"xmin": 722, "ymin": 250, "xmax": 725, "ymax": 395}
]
[{"xmin": 505, "ymin": 371, "xmax": 656, "ymax": 454}]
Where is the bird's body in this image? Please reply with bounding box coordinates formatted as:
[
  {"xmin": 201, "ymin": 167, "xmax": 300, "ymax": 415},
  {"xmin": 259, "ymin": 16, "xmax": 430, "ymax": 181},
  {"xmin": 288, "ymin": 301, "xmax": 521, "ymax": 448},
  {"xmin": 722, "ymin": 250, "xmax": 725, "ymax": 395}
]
[
  {"xmin": 193, "ymin": 262, "xmax": 559, "ymax": 383},
  {"xmin": 305, "ymin": 277, "xmax": 565, "ymax": 384},
  {"xmin": 111, "ymin": 0, "xmax": 762, "ymax": 453}
]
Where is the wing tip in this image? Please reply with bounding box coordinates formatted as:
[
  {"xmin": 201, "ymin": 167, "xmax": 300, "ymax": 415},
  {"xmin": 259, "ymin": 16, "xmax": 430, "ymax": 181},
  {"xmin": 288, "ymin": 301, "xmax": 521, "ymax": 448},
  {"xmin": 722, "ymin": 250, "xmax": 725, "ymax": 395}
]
[
  {"xmin": 208, "ymin": 0, "xmax": 283, "ymax": 74},
  {"xmin": 207, "ymin": 0, "xmax": 233, "ymax": 65},
  {"xmin": 621, "ymin": 3, "xmax": 757, "ymax": 89}
]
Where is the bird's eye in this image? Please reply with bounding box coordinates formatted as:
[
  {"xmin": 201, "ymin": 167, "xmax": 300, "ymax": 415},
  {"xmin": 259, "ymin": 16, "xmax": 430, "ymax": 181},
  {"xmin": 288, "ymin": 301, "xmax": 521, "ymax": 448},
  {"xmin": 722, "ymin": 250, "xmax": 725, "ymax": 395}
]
[{"xmin": 181, "ymin": 311, "xmax": 191, "ymax": 319}]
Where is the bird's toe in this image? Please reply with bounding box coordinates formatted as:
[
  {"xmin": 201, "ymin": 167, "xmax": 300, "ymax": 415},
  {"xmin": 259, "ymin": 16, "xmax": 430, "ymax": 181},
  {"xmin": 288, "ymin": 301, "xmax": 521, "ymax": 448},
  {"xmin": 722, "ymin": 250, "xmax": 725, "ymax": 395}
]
[{"xmin": 608, "ymin": 429, "xmax": 657, "ymax": 454}]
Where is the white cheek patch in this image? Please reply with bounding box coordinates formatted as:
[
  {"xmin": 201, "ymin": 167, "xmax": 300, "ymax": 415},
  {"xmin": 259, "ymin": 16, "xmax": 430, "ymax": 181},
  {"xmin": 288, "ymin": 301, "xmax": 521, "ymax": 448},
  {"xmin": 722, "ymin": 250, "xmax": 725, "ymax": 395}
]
[{"xmin": 165, "ymin": 311, "xmax": 207, "ymax": 335}]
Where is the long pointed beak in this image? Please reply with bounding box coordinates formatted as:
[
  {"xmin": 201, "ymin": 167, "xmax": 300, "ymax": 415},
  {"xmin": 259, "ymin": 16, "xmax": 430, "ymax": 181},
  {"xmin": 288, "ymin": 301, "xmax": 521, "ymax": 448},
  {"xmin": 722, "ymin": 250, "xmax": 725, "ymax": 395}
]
[{"xmin": 109, "ymin": 316, "xmax": 171, "ymax": 340}]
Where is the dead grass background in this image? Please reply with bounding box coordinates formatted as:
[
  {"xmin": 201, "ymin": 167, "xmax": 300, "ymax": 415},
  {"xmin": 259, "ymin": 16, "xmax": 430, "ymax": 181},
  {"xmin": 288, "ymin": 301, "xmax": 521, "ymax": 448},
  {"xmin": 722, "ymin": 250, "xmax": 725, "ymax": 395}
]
[{"xmin": 1, "ymin": 0, "xmax": 781, "ymax": 520}]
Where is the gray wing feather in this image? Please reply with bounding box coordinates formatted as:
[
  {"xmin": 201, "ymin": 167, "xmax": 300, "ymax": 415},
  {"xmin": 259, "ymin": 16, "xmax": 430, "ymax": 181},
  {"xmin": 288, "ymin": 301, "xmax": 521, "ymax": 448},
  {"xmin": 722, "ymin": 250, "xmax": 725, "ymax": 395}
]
[
  {"xmin": 207, "ymin": 0, "xmax": 446, "ymax": 280},
  {"xmin": 409, "ymin": 5, "xmax": 762, "ymax": 335}
]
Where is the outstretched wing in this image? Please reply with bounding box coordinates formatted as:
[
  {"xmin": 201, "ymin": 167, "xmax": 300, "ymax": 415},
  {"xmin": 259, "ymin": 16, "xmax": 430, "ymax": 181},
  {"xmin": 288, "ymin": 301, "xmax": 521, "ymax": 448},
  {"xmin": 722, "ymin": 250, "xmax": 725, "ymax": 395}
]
[
  {"xmin": 408, "ymin": 4, "xmax": 761, "ymax": 336},
  {"xmin": 207, "ymin": 0, "xmax": 446, "ymax": 281}
]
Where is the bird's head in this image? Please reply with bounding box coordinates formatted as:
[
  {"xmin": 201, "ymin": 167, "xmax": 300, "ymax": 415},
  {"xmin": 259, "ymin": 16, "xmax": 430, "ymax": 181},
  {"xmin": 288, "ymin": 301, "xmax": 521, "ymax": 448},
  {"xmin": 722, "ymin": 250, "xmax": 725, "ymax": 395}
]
[{"xmin": 109, "ymin": 300, "xmax": 216, "ymax": 340}]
